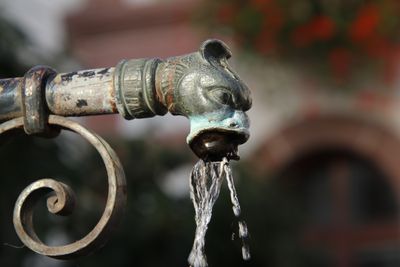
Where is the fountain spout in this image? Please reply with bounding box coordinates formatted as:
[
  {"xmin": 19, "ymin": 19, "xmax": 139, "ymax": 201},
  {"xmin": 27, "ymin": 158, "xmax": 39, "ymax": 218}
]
[
  {"xmin": 116, "ymin": 39, "xmax": 252, "ymax": 160},
  {"xmin": 157, "ymin": 39, "xmax": 252, "ymax": 160},
  {"xmin": 0, "ymin": 39, "xmax": 251, "ymax": 159}
]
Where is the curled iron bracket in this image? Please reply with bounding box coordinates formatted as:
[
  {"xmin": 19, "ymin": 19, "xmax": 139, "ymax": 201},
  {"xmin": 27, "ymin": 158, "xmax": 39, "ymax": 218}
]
[
  {"xmin": 21, "ymin": 66, "xmax": 56, "ymax": 135},
  {"xmin": 1, "ymin": 115, "xmax": 127, "ymax": 259}
]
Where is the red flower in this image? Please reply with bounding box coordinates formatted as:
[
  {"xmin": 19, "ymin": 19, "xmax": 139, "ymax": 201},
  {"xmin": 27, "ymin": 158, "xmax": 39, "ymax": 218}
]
[
  {"xmin": 291, "ymin": 15, "xmax": 335, "ymax": 47},
  {"xmin": 291, "ymin": 24, "xmax": 313, "ymax": 47},
  {"xmin": 262, "ymin": 7, "xmax": 284, "ymax": 32},
  {"xmin": 329, "ymin": 47, "xmax": 352, "ymax": 83},
  {"xmin": 254, "ymin": 29, "xmax": 277, "ymax": 55},
  {"xmin": 349, "ymin": 4, "xmax": 380, "ymax": 43},
  {"xmin": 364, "ymin": 37, "xmax": 391, "ymax": 59},
  {"xmin": 310, "ymin": 15, "xmax": 335, "ymax": 41},
  {"xmin": 250, "ymin": 0, "xmax": 273, "ymax": 9},
  {"xmin": 216, "ymin": 4, "xmax": 237, "ymax": 24},
  {"xmin": 254, "ymin": 2, "xmax": 283, "ymax": 54}
]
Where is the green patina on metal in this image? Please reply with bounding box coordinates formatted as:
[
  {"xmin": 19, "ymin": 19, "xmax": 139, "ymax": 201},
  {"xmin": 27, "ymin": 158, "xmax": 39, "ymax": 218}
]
[{"xmin": 116, "ymin": 39, "xmax": 252, "ymax": 159}]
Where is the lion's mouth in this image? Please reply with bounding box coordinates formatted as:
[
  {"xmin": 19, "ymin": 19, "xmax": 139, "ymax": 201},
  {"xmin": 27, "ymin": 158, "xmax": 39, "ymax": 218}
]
[{"xmin": 189, "ymin": 129, "xmax": 249, "ymax": 161}]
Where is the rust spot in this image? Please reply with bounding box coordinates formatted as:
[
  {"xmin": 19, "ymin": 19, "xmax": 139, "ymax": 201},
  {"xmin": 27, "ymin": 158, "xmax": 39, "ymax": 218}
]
[
  {"xmin": 109, "ymin": 85, "xmax": 117, "ymax": 113},
  {"xmin": 155, "ymin": 68, "xmax": 164, "ymax": 103},
  {"xmin": 165, "ymin": 60, "xmax": 178, "ymax": 111},
  {"xmin": 166, "ymin": 93, "xmax": 175, "ymax": 112},
  {"xmin": 76, "ymin": 99, "xmax": 88, "ymax": 108},
  {"xmin": 167, "ymin": 60, "xmax": 178, "ymax": 94}
]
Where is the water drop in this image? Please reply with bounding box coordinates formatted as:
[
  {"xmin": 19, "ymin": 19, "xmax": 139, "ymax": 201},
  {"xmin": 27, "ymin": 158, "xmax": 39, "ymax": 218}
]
[{"xmin": 188, "ymin": 158, "xmax": 251, "ymax": 266}]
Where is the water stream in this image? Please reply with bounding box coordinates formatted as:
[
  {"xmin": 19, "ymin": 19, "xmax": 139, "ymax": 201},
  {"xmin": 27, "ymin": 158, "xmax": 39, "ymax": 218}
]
[{"xmin": 188, "ymin": 157, "xmax": 250, "ymax": 267}]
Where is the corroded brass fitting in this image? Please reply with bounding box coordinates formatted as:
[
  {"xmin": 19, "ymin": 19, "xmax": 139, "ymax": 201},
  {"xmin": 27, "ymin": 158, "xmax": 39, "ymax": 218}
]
[
  {"xmin": 159, "ymin": 40, "xmax": 252, "ymax": 160},
  {"xmin": 114, "ymin": 58, "xmax": 166, "ymax": 119},
  {"xmin": 114, "ymin": 40, "xmax": 252, "ymax": 159},
  {"xmin": 0, "ymin": 39, "xmax": 251, "ymax": 159}
]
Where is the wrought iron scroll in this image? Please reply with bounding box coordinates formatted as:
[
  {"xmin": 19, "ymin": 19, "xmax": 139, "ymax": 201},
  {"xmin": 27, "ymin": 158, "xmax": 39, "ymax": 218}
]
[
  {"xmin": 1, "ymin": 115, "xmax": 127, "ymax": 259},
  {"xmin": 0, "ymin": 65, "xmax": 127, "ymax": 259}
]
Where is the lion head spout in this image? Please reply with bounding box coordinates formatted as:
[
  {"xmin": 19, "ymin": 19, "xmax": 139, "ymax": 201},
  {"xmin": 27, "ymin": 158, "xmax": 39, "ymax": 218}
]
[
  {"xmin": 155, "ymin": 40, "xmax": 252, "ymax": 160},
  {"xmin": 114, "ymin": 39, "xmax": 251, "ymax": 160}
]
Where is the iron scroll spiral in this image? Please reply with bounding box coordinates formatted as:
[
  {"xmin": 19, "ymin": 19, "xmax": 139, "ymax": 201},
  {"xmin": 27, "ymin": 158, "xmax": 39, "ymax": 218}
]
[{"xmin": 0, "ymin": 115, "xmax": 127, "ymax": 259}]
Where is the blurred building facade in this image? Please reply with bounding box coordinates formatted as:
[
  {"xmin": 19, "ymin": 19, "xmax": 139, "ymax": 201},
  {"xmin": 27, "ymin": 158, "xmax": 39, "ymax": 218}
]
[{"xmin": 64, "ymin": 0, "xmax": 400, "ymax": 266}]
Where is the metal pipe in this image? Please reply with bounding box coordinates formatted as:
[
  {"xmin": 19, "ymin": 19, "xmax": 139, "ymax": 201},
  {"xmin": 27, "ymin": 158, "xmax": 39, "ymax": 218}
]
[
  {"xmin": 46, "ymin": 67, "xmax": 117, "ymax": 116},
  {"xmin": 0, "ymin": 78, "xmax": 23, "ymax": 121},
  {"xmin": 0, "ymin": 69, "xmax": 118, "ymax": 121},
  {"xmin": 0, "ymin": 39, "xmax": 252, "ymax": 159},
  {"xmin": 0, "ymin": 59, "xmax": 165, "ymax": 121}
]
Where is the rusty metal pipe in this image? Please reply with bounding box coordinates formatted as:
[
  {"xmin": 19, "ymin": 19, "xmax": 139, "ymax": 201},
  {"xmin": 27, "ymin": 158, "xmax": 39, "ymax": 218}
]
[
  {"xmin": 0, "ymin": 39, "xmax": 252, "ymax": 159},
  {"xmin": 0, "ymin": 69, "xmax": 118, "ymax": 120},
  {"xmin": 46, "ymin": 67, "xmax": 117, "ymax": 116},
  {"xmin": 0, "ymin": 59, "xmax": 165, "ymax": 121},
  {"xmin": 0, "ymin": 78, "xmax": 23, "ymax": 121}
]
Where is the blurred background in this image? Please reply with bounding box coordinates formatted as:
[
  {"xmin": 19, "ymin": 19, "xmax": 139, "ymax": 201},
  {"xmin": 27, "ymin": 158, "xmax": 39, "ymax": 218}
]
[{"xmin": 1, "ymin": 0, "xmax": 400, "ymax": 266}]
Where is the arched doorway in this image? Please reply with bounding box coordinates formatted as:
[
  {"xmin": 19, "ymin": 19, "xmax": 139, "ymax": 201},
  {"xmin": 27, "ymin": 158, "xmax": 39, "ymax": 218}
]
[
  {"xmin": 253, "ymin": 115, "xmax": 400, "ymax": 266},
  {"xmin": 279, "ymin": 148, "xmax": 400, "ymax": 266}
]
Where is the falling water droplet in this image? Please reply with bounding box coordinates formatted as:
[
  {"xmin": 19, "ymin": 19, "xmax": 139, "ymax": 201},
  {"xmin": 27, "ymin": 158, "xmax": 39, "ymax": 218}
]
[
  {"xmin": 238, "ymin": 221, "xmax": 251, "ymax": 260},
  {"xmin": 223, "ymin": 158, "xmax": 251, "ymax": 261},
  {"xmin": 188, "ymin": 158, "xmax": 250, "ymax": 267},
  {"xmin": 188, "ymin": 160, "xmax": 224, "ymax": 267}
]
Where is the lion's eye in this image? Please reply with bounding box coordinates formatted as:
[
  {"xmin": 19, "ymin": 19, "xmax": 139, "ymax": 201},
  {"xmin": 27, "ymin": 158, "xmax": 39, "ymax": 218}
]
[{"xmin": 210, "ymin": 88, "xmax": 233, "ymax": 106}]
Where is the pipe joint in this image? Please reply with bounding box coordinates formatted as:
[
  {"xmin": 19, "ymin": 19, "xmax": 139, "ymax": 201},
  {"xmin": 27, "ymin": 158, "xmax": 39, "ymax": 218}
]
[{"xmin": 114, "ymin": 58, "xmax": 167, "ymax": 119}]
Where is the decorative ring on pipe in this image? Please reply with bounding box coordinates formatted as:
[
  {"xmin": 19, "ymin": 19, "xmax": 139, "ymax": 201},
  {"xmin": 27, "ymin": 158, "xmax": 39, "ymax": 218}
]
[{"xmin": 21, "ymin": 66, "xmax": 56, "ymax": 135}]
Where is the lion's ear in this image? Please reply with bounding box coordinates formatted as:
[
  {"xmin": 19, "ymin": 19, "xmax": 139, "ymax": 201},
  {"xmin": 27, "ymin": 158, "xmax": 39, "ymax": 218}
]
[{"xmin": 200, "ymin": 39, "xmax": 232, "ymax": 61}]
